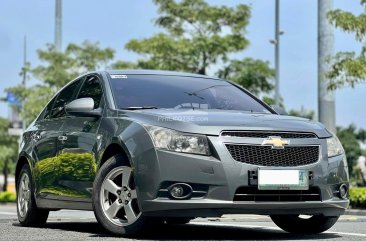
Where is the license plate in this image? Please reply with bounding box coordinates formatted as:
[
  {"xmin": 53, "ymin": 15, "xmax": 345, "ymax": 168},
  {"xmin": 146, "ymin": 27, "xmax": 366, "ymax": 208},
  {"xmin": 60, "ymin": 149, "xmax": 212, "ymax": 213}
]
[{"xmin": 258, "ymin": 169, "xmax": 309, "ymax": 190}]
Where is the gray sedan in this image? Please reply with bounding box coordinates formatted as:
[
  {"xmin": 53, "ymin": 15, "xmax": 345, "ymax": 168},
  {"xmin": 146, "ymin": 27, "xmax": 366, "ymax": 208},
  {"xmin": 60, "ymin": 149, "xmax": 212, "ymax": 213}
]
[{"xmin": 15, "ymin": 70, "xmax": 349, "ymax": 236}]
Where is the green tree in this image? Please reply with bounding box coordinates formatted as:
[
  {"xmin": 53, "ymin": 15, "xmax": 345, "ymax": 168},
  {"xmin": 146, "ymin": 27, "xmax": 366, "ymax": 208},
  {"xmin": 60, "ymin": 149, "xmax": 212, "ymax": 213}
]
[
  {"xmin": 327, "ymin": 1, "xmax": 366, "ymax": 89},
  {"xmin": 217, "ymin": 58, "xmax": 275, "ymax": 95},
  {"xmin": 33, "ymin": 41, "xmax": 114, "ymax": 89},
  {"xmin": 0, "ymin": 117, "xmax": 18, "ymax": 191},
  {"xmin": 6, "ymin": 41, "xmax": 115, "ymax": 124},
  {"xmin": 336, "ymin": 124, "xmax": 365, "ymax": 176},
  {"xmin": 125, "ymin": 0, "xmax": 251, "ymax": 75},
  {"xmin": 288, "ymin": 107, "xmax": 315, "ymax": 120}
]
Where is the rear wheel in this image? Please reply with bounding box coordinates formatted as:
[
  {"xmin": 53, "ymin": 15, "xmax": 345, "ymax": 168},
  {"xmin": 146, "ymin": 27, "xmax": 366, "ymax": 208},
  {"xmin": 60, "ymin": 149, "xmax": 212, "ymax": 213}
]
[
  {"xmin": 93, "ymin": 155, "xmax": 146, "ymax": 236},
  {"xmin": 17, "ymin": 164, "xmax": 49, "ymax": 227},
  {"xmin": 270, "ymin": 214, "xmax": 339, "ymax": 234}
]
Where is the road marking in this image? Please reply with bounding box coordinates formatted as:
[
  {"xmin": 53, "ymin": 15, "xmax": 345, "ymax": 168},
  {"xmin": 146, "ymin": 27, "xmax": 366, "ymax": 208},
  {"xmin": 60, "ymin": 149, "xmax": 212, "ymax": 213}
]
[
  {"xmin": 326, "ymin": 231, "xmax": 366, "ymax": 237},
  {"xmin": 191, "ymin": 221, "xmax": 366, "ymax": 237},
  {"xmin": 0, "ymin": 212, "xmax": 16, "ymax": 215}
]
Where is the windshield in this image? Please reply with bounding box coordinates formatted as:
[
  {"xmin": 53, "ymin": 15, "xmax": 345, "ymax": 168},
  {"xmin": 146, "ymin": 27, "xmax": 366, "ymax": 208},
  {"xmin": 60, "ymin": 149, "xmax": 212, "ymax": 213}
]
[{"xmin": 109, "ymin": 74, "xmax": 271, "ymax": 113}]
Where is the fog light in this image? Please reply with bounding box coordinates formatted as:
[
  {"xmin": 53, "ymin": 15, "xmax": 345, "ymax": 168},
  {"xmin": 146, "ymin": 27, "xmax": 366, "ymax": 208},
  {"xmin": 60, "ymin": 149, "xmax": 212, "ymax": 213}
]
[
  {"xmin": 170, "ymin": 185, "xmax": 184, "ymax": 198},
  {"xmin": 168, "ymin": 183, "xmax": 192, "ymax": 199},
  {"xmin": 339, "ymin": 184, "xmax": 348, "ymax": 199}
]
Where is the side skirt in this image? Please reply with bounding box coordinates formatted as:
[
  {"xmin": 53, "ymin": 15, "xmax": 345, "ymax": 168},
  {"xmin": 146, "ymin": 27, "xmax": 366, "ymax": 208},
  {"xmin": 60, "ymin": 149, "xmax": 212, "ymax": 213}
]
[{"xmin": 36, "ymin": 197, "xmax": 93, "ymax": 211}]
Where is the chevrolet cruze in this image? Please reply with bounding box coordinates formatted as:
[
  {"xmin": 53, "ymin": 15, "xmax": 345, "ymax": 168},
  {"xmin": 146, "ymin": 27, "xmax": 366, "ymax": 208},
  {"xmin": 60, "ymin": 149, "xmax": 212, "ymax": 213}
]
[{"xmin": 16, "ymin": 70, "xmax": 349, "ymax": 236}]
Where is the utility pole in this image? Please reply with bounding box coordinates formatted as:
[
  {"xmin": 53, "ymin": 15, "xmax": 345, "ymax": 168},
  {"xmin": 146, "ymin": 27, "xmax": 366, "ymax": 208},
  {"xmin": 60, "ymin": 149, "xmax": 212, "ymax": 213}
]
[
  {"xmin": 274, "ymin": 0, "xmax": 280, "ymax": 106},
  {"xmin": 22, "ymin": 36, "xmax": 27, "ymax": 131},
  {"xmin": 55, "ymin": 0, "xmax": 62, "ymax": 51},
  {"xmin": 318, "ymin": 0, "xmax": 336, "ymax": 133},
  {"xmin": 22, "ymin": 36, "xmax": 27, "ymax": 86}
]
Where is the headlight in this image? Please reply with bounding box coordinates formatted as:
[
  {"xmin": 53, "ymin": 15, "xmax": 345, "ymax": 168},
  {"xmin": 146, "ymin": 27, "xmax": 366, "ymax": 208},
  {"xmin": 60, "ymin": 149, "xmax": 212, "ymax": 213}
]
[
  {"xmin": 145, "ymin": 125, "xmax": 211, "ymax": 155},
  {"xmin": 326, "ymin": 136, "xmax": 344, "ymax": 157}
]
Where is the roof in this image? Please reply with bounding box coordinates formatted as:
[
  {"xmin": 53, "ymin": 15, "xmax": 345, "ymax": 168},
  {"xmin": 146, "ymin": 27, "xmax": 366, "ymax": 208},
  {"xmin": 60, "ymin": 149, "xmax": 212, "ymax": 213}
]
[{"xmin": 105, "ymin": 69, "xmax": 221, "ymax": 80}]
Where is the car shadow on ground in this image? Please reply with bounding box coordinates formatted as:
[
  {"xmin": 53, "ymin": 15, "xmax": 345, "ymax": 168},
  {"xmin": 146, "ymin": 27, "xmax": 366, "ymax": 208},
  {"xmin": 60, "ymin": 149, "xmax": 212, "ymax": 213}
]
[{"xmin": 13, "ymin": 221, "xmax": 341, "ymax": 240}]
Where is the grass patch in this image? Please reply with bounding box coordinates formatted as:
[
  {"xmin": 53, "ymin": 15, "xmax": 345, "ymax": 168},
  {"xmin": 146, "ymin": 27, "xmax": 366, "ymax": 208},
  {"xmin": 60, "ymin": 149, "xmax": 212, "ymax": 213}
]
[
  {"xmin": 0, "ymin": 191, "xmax": 16, "ymax": 202},
  {"xmin": 349, "ymin": 187, "xmax": 366, "ymax": 209}
]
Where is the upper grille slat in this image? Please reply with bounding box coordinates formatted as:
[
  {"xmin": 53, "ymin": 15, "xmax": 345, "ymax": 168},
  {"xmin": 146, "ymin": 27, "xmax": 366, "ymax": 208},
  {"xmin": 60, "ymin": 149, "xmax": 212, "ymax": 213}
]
[
  {"xmin": 221, "ymin": 131, "xmax": 317, "ymax": 139},
  {"xmin": 226, "ymin": 144, "xmax": 320, "ymax": 167}
]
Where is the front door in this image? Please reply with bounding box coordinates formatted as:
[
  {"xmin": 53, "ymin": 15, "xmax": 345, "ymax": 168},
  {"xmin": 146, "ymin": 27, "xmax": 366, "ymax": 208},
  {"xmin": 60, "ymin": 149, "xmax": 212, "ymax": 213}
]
[{"xmin": 56, "ymin": 74, "xmax": 104, "ymax": 200}]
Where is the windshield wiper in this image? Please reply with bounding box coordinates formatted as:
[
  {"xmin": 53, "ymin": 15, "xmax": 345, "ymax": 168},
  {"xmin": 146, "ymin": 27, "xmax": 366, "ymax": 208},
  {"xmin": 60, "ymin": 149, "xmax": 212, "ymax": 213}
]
[{"xmin": 122, "ymin": 106, "xmax": 158, "ymax": 110}]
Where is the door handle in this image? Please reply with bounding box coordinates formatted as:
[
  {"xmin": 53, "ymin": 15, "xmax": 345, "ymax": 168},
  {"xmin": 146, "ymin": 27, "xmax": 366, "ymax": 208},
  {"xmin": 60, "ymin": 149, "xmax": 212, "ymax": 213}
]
[
  {"xmin": 32, "ymin": 134, "xmax": 42, "ymax": 140},
  {"xmin": 58, "ymin": 136, "xmax": 68, "ymax": 141}
]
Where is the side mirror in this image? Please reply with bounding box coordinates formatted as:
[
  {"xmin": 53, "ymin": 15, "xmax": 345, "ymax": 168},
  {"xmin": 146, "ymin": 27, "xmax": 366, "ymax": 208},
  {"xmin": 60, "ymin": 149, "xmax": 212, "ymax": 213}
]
[
  {"xmin": 65, "ymin": 98, "xmax": 102, "ymax": 117},
  {"xmin": 271, "ymin": 105, "xmax": 288, "ymax": 115}
]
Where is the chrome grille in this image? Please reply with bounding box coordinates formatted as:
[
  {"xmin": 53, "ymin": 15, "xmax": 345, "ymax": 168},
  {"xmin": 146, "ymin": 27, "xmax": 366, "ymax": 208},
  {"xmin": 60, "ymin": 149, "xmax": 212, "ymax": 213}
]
[
  {"xmin": 234, "ymin": 186, "xmax": 321, "ymax": 202},
  {"xmin": 226, "ymin": 144, "xmax": 320, "ymax": 167},
  {"xmin": 221, "ymin": 131, "xmax": 317, "ymax": 139}
]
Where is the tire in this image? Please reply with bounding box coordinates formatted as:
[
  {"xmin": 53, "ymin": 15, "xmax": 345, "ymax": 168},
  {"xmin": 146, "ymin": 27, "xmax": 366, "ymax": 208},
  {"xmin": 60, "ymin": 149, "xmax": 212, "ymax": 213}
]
[
  {"xmin": 17, "ymin": 164, "xmax": 49, "ymax": 227},
  {"xmin": 165, "ymin": 217, "xmax": 192, "ymax": 225},
  {"xmin": 92, "ymin": 154, "xmax": 147, "ymax": 236},
  {"xmin": 270, "ymin": 214, "xmax": 339, "ymax": 234}
]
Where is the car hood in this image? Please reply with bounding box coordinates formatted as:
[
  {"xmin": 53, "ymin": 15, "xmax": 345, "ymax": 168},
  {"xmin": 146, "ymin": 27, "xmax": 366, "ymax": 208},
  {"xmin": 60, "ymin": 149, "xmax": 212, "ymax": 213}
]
[{"xmin": 117, "ymin": 109, "xmax": 331, "ymax": 138}]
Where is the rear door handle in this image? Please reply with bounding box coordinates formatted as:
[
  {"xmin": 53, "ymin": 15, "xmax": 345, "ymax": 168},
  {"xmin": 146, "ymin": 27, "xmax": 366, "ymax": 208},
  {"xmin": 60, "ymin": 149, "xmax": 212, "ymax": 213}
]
[{"xmin": 58, "ymin": 136, "xmax": 68, "ymax": 141}]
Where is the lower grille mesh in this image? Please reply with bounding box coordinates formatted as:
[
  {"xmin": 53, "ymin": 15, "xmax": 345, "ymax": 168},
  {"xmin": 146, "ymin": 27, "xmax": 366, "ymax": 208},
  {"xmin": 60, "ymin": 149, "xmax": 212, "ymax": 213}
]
[
  {"xmin": 226, "ymin": 144, "xmax": 319, "ymax": 167},
  {"xmin": 234, "ymin": 186, "xmax": 321, "ymax": 202}
]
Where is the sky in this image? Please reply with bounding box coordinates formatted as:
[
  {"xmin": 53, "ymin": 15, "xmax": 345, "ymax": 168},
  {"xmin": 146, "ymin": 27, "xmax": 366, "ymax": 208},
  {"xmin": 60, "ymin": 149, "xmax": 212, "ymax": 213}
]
[{"xmin": 0, "ymin": 0, "xmax": 365, "ymax": 128}]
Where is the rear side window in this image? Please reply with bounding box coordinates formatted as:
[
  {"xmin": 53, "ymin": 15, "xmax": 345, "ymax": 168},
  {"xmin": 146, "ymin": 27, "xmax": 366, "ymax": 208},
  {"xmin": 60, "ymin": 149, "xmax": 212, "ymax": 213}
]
[
  {"xmin": 49, "ymin": 79, "xmax": 82, "ymax": 119},
  {"xmin": 77, "ymin": 75, "xmax": 103, "ymax": 108}
]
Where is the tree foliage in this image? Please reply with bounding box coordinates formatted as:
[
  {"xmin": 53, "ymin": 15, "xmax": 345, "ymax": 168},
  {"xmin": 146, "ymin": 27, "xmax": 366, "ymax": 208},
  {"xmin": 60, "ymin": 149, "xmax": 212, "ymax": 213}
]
[
  {"xmin": 288, "ymin": 107, "xmax": 315, "ymax": 120},
  {"xmin": 337, "ymin": 124, "xmax": 366, "ymax": 176},
  {"xmin": 217, "ymin": 58, "xmax": 274, "ymax": 95},
  {"xmin": 33, "ymin": 41, "xmax": 114, "ymax": 89},
  {"xmin": 0, "ymin": 117, "xmax": 18, "ymax": 191},
  {"xmin": 327, "ymin": 1, "xmax": 366, "ymax": 89},
  {"xmin": 6, "ymin": 41, "xmax": 115, "ymax": 125},
  {"xmin": 126, "ymin": 0, "xmax": 251, "ymax": 75}
]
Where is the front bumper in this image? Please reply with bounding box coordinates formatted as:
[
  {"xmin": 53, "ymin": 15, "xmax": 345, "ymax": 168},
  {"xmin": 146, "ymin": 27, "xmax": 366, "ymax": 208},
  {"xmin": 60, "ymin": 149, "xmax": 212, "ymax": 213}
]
[{"xmin": 133, "ymin": 134, "xmax": 349, "ymax": 218}]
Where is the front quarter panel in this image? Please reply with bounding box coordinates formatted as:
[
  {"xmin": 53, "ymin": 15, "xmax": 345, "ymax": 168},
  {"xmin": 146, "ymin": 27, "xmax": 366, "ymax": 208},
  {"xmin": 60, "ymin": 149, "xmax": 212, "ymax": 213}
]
[{"xmin": 97, "ymin": 117, "xmax": 159, "ymax": 207}]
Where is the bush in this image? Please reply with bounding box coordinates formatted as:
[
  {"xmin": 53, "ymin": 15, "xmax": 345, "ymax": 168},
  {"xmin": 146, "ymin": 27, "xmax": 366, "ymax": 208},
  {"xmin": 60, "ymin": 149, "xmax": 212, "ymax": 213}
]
[
  {"xmin": 349, "ymin": 187, "xmax": 366, "ymax": 209},
  {"xmin": 0, "ymin": 192, "xmax": 16, "ymax": 202}
]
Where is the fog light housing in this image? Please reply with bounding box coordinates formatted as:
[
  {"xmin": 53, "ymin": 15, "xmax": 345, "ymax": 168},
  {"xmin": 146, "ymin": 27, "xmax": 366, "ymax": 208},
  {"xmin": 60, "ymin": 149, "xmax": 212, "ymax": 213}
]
[
  {"xmin": 168, "ymin": 183, "xmax": 193, "ymax": 199},
  {"xmin": 339, "ymin": 184, "xmax": 348, "ymax": 199}
]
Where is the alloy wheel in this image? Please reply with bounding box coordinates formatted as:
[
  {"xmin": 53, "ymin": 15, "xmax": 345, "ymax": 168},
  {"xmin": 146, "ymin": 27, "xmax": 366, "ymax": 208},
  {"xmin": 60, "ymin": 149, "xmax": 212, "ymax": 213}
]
[
  {"xmin": 18, "ymin": 172, "xmax": 31, "ymax": 218},
  {"xmin": 100, "ymin": 166, "xmax": 141, "ymax": 226}
]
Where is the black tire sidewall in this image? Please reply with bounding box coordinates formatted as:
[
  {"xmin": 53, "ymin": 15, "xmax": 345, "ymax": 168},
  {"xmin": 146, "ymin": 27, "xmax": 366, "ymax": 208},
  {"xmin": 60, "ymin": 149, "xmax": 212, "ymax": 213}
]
[
  {"xmin": 271, "ymin": 214, "xmax": 339, "ymax": 234},
  {"xmin": 17, "ymin": 164, "xmax": 49, "ymax": 226},
  {"xmin": 92, "ymin": 154, "xmax": 146, "ymax": 236}
]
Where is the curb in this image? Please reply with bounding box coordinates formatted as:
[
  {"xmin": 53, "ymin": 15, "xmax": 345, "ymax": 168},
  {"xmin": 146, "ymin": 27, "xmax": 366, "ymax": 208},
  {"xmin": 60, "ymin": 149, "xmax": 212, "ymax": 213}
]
[{"xmin": 345, "ymin": 209, "xmax": 366, "ymax": 216}]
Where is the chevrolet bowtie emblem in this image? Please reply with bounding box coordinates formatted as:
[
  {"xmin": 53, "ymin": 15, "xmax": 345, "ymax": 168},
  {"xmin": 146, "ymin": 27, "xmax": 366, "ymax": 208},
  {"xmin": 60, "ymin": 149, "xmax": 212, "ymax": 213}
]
[{"xmin": 262, "ymin": 136, "xmax": 290, "ymax": 149}]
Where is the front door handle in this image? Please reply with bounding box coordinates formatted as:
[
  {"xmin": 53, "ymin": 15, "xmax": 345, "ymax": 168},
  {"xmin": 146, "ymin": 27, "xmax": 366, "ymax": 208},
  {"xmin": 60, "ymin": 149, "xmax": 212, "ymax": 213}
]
[
  {"xmin": 58, "ymin": 136, "xmax": 68, "ymax": 142},
  {"xmin": 32, "ymin": 134, "xmax": 42, "ymax": 140}
]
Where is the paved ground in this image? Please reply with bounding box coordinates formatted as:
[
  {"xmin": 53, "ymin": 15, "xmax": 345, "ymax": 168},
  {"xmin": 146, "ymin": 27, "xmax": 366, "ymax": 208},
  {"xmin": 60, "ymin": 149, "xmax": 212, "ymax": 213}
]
[{"xmin": 1, "ymin": 204, "xmax": 366, "ymax": 240}]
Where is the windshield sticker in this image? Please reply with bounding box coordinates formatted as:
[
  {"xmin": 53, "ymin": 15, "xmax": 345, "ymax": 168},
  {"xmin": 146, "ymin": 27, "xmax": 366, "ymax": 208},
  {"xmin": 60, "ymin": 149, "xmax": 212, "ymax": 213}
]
[{"xmin": 110, "ymin": 74, "xmax": 128, "ymax": 79}]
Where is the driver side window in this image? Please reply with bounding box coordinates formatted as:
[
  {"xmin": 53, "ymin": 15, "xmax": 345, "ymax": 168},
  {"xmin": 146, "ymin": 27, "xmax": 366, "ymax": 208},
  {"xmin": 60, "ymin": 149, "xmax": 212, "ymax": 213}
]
[
  {"xmin": 48, "ymin": 79, "xmax": 82, "ymax": 119},
  {"xmin": 77, "ymin": 75, "xmax": 103, "ymax": 109}
]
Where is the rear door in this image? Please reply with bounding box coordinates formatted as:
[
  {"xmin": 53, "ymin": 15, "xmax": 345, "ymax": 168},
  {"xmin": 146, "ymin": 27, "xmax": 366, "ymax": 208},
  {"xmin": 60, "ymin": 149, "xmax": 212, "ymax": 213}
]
[
  {"xmin": 56, "ymin": 74, "xmax": 104, "ymax": 200},
  {"xmin": 32, "ymin": 97, "xmax": 61, "ymax": 198}
]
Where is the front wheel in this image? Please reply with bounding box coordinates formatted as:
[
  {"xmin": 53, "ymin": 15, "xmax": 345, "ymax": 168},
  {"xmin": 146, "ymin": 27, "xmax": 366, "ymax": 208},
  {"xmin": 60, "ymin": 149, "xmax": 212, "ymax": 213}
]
[
  {"xmin": 92, "ymin": 155, "xmax": 146, "ymax": 236},
  {"xmin": 270, "ymin": 214, "xmax": 339, "ymax": 234}
]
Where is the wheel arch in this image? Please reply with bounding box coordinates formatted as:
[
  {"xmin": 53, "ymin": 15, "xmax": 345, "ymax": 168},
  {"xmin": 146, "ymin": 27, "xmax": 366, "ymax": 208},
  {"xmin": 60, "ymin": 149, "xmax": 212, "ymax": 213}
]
[
  {"xmin": 99, "ymin": 141, "xmax": 131, "ymax": 168},
  {"xmin": 15, "ymin": 154, "xmax": 32, "ymax": 188}
]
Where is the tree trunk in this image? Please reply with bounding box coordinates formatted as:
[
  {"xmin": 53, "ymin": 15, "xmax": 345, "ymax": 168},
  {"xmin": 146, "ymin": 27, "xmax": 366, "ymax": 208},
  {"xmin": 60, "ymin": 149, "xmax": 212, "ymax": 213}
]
[{"xmin": 2, "ymin": 160, "xmax": 8, "ymax": 192}]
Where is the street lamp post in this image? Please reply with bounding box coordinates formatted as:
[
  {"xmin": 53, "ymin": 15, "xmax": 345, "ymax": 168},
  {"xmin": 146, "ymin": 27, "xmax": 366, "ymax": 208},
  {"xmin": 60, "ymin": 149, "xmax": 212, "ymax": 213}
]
[
  {"xmin": 318, "ymin": 0, "xmax": 336, "ymax": 133},
  {"xmin": 274, "ymin": 0, "xmax": 280, "ymax": 106}
]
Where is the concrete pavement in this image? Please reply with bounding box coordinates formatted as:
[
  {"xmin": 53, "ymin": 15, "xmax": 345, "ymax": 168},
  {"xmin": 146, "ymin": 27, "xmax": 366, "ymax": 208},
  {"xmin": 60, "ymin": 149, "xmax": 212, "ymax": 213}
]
[{"xmin": 1, "ymin": 203, "xmax": 366, "ymax": 240}]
